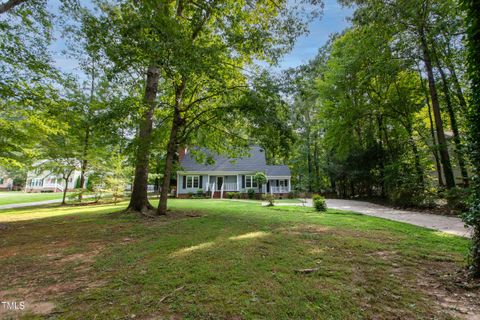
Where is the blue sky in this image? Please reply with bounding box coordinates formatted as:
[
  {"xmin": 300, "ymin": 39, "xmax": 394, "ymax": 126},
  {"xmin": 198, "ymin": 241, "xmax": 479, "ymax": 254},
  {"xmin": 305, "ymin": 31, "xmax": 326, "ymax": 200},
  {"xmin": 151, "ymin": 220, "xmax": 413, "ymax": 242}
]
[
  {"xmin": 277, "ymin": 0, "xmax": 353, "ymax": 70},
  {"xmin": 52, "ymin": 0, "xmax": 353, "ymax": 77}
]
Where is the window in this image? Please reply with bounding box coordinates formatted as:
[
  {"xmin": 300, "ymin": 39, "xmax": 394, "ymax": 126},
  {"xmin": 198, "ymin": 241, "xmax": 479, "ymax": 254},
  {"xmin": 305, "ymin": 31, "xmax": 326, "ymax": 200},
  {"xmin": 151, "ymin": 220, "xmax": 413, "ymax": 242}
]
[
  {"xmin": 31, "ymin": 178, "xmax": 43, "ymax": 187},
  {"xmin": 186, "ymin": 175, "xmax": 199, "ymax": 188},
  {"xmin": 0, "ymin": 178, "xmax": 3, "ymax": 184},
  {"xmin": 245, "ymin": 175, "xmax": 258, "ymax": 188}
]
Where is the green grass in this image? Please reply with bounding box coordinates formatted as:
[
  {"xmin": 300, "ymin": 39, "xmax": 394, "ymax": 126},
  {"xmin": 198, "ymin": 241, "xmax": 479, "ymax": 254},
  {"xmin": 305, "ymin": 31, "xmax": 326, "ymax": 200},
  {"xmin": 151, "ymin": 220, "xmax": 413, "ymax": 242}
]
[
  {"xmin": 0, "ymin": 191, "xmax": 73, "ymax": 206},
  {"xmin": 0, "ymin": 199, "xmax": 471, "ymax": 319}
]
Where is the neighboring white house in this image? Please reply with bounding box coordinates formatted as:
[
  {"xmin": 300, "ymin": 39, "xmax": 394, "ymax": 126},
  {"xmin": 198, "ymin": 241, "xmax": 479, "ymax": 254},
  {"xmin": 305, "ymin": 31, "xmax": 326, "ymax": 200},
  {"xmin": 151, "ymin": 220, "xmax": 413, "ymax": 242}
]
[
  {"xmin": 176, "ymin": 146, "xmax": 291, "ymax": 198},
  {"xmin": 25, "ymin": 161, "xmax": 86, "ymax": 193},
  {"xmin": 0, "ymin": 175, "xmax": 13, "ymax": 191}
]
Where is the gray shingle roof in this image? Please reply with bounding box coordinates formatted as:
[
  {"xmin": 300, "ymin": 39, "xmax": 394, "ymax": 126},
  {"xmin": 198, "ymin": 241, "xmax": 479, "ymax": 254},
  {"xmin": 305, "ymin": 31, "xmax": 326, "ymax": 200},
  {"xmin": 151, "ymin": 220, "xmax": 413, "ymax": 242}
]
[{"xmin": 179, "ymin": 146, "xmax": 290, "ymax": 176}]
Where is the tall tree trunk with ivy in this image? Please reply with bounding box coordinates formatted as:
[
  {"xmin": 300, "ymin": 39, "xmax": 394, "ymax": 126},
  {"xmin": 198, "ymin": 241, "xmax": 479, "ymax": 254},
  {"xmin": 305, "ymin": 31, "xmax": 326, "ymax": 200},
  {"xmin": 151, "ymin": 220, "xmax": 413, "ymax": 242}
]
[{"xmin": 461, "ymin": 0, "xmax": 480, "ymax": 278}]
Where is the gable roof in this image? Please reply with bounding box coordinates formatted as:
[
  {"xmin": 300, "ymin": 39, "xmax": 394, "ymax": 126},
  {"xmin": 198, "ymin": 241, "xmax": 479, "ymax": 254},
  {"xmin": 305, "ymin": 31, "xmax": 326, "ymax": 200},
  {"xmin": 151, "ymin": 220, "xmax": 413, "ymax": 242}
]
[{"xmin": 179, "ymin": 146, "xmax": 290, "ymax": 176}]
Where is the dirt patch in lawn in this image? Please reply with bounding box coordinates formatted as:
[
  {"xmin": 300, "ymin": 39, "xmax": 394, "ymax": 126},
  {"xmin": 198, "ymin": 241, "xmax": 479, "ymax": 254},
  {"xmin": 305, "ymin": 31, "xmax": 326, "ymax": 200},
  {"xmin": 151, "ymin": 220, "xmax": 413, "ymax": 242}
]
[
  {"xmin": 379, "ymin": 252, "xmax": 480, "ymax": 320},
  {"xmin": 417, "ymin": 266, "xmax": 480, "ymax": 320},
  {"xmin": 280, "ymin": 224, "xmax": 480, "ymax": 319},
  {"xmin": 0, "ymin": 241, "xmax": 109, "ymax": 317}
]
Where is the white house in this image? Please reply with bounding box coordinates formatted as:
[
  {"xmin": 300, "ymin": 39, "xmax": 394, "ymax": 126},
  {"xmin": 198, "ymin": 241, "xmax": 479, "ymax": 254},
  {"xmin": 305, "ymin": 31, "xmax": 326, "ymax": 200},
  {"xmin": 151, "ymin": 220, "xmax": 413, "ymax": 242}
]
[
  {"xmin": 0, "ymin": 175, "xmax": 13, "ymax": 191},
  {"xmin": 176, "ymin": 146, "xmax": 291, "ymax": 198},
  {"xmin": 25, "ymin": 161, "xmax": 86, "ymax": 193}
]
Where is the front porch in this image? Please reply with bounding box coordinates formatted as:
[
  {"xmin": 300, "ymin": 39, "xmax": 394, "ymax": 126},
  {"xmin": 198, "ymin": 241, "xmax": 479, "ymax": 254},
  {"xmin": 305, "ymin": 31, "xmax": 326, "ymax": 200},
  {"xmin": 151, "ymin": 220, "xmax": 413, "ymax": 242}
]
[
  {"xmin": 25, "ymin": 178, "xmax": 65, "ymax": 193},
  {"xmin": 177, "ymin": 172, "xmax": 291, "ymax": 196}
]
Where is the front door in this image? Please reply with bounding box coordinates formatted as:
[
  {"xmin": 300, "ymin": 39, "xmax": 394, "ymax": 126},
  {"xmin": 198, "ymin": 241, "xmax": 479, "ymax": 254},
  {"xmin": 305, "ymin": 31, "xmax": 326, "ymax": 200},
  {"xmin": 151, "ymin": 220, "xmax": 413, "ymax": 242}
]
[{"xmin": 216, "ymin": 176, "xmax": 223, "ymax": 190}]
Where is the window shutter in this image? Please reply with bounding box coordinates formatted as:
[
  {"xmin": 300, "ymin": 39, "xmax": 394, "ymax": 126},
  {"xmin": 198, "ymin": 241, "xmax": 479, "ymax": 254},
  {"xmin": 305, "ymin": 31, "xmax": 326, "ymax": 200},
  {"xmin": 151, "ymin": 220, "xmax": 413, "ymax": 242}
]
[
  {"xmin": 242, "ymin": 175, "xmax": 245, "ymax": 188},
  {"xmin": 182, "ymin": 176, "xmax": 186, "ymax": 189},
  {"xmin": 199, "ymin": 176, "xmax": 203, "ymax": 188}
]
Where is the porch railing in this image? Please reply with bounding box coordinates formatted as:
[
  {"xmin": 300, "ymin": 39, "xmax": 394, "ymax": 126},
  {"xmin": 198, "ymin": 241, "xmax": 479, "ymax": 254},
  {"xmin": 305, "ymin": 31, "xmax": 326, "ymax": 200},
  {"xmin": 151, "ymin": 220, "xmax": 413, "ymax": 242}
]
[
  {"xmin": 270, "ymin": 186, "xmax": 289, "ymax": 193},
  {"xmin": 207, "ymin": 182, "xmax": 237, "ymax": 192},
  {"xmin": 223, "ymin": 183, "xmax": 238, "ymax": 191},
  {"xmin": 28, "ymin": 183, "xmax": 64, "ymax": 191}
]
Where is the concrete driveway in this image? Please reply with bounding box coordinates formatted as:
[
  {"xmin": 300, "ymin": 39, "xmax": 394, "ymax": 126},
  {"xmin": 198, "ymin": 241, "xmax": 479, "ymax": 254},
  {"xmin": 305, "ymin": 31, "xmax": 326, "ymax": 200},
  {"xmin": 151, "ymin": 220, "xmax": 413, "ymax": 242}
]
[{"xmin": 280, "ymin": 198, "xmax": 471, "ymax": 238}]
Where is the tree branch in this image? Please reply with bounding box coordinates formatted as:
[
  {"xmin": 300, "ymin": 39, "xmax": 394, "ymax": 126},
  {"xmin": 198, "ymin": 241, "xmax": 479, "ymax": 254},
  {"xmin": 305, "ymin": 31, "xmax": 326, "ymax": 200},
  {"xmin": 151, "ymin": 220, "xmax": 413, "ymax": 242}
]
[{"xmin": 0, "ymin": 0, "xmax": 27, "ymax": 14}]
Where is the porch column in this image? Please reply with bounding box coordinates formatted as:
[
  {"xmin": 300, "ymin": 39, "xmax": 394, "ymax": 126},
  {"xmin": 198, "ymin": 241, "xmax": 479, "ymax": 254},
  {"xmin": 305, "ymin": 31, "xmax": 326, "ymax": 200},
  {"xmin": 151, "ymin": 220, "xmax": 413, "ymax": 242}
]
[
  {"xmin": 288, "ymin": 178, "xmax": 291, "ymax": 192},
  {"xmin": 207, "ymin": 175, "xmax": 210, "ymax": 191},
  {"xmin": 237, "ymin": 174, "xmax": 240, "ymax": 191}
]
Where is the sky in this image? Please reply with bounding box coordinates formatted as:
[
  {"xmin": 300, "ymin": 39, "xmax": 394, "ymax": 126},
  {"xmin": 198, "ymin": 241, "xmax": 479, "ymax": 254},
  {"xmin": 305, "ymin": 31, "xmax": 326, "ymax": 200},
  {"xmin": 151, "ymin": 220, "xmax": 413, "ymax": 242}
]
[
  {"xmin": 277, "ymin": 0, "xmax": 353, "ymax": 70},
  {"xmin": 51, "ymin": 0, "xmax": 353, "ymax": 77}
]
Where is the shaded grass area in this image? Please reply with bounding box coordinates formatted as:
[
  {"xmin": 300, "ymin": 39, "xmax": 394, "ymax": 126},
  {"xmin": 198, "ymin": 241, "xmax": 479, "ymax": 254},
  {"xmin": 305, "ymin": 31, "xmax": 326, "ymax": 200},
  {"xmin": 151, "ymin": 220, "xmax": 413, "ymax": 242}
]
[
  {"xmin": 0, "ymin": 192, "xmax": 73, "ymax": 206},
  {"xmin": 0, "ymin": 199, "xmax": 476, "ymax": 319}
]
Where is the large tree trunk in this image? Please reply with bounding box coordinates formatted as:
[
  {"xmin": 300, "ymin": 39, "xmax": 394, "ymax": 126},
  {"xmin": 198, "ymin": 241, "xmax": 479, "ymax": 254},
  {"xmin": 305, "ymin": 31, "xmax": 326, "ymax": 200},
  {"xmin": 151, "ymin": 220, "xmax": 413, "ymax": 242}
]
[
  {"xmin": 127, "ymin": 65, "xmax": 159, "ymax": 213},
  {"xmin": 157, "ymin": 80, "xmax": 187, "ymax": 215},
  {"xmin": 419, "ymin": 67, "xmax": 444, "ymax": 186},
  {"xmin": 420, "ymin": 29, "xmax": 456, "ymax": 189},
  {"xmin": 428, "ymin": 101, "xmax": 444, "ymax": 187},
  {"xmin": 436, "ymin": 63, "xmax": 469, "ymax": 186},
  {"xmin": 157, "ymin": 108, "xmax": 183, "ymax": 215}
]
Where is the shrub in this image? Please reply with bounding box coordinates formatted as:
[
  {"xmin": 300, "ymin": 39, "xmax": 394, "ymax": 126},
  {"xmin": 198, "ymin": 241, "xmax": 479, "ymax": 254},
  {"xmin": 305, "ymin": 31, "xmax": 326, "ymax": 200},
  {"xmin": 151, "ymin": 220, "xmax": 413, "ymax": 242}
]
[
  {"xmin": 443, "ymin": 187, "xmax": 470, "ymax": 212},
  {"xmin": 227, "ymin": 192, "xmax": 235, "ymax": 199},
  {"xmin": 247, "ymin": 188, "xmax": 255, "ymax": 199},
  {"xmin": 262, "ymin": 193, "xmax": 275, "ymax": 206},
  {"xmin": 287, "ymin": 191, "xmax": 298, "ymax": 199},
  {"xmin": 313, "ymin": 194, "xmax": 327, "ymax": 212}
]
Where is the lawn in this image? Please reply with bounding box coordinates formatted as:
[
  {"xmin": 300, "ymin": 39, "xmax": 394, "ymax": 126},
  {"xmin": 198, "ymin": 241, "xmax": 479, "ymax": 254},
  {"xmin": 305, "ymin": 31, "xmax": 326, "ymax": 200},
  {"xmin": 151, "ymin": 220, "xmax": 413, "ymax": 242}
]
[
  {"xmin": 0, "ymin": 191, "xmax": 73, "ymax": 206},
  {"xmin": 0, "ymin": 199, "xmax": 477, "ymax": 319}
]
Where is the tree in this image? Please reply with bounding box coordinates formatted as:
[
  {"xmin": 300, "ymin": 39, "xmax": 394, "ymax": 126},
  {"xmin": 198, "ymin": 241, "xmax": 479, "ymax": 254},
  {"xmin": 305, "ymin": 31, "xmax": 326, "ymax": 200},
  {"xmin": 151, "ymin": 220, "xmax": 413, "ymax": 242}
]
[
  {"xmin": 87, "ymin": 0, "xmax": 321, "ymax": 215},
  {"xmin": 460, "ymin": 0, "xmax": 480, "ymax": 278},
  {"xmin": 104, "ymin": 153, "xmax": 129, "ymax": 205},
  {"xmin": 0, "ymin": 0, "xmax": 58, "ymax": 168},
  {"xmin": 254, "ymin": 172, "xmax": 267, "ymax": 193},
  {"xmin": 42, "ymin": 158, "xmax": 81, "ymax": 205},
  {"xmin": 0, "ymin": 0, "xmax": 28, "ymax": 14},
  {"xmin": 340, "ymin": 0, "xmax": 460, "ymax": 189}
]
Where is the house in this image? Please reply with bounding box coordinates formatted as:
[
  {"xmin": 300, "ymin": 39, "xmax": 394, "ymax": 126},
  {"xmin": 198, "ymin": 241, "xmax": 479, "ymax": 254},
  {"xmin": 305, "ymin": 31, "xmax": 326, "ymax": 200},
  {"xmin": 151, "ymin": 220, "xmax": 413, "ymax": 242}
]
[
  {"xmin": 25, "ymin": 161, "xmax": 86, "ymax": 193},
  {"xmin": 0, "ymin": 174, "xmax": 13, "ymax": 191},
  {"xmin": 176, "ymin": 146, "xmax": 291, "ymax": 198}
]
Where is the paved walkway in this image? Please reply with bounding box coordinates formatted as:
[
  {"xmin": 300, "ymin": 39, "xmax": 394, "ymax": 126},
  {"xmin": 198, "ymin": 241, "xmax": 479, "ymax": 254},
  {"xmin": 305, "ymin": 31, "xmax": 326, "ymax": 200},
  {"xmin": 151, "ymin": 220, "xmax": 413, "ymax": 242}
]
[
  {"xmin": 0, "ymin": 195, "xmax": 100, "ymax": 211},
  {"xmin": 0, "ymin": 199, "xmax": 67, "ymax": 210},
  {"xmin": 273, "ymin": 198, "xmax": 471, "ymax": 238}
]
